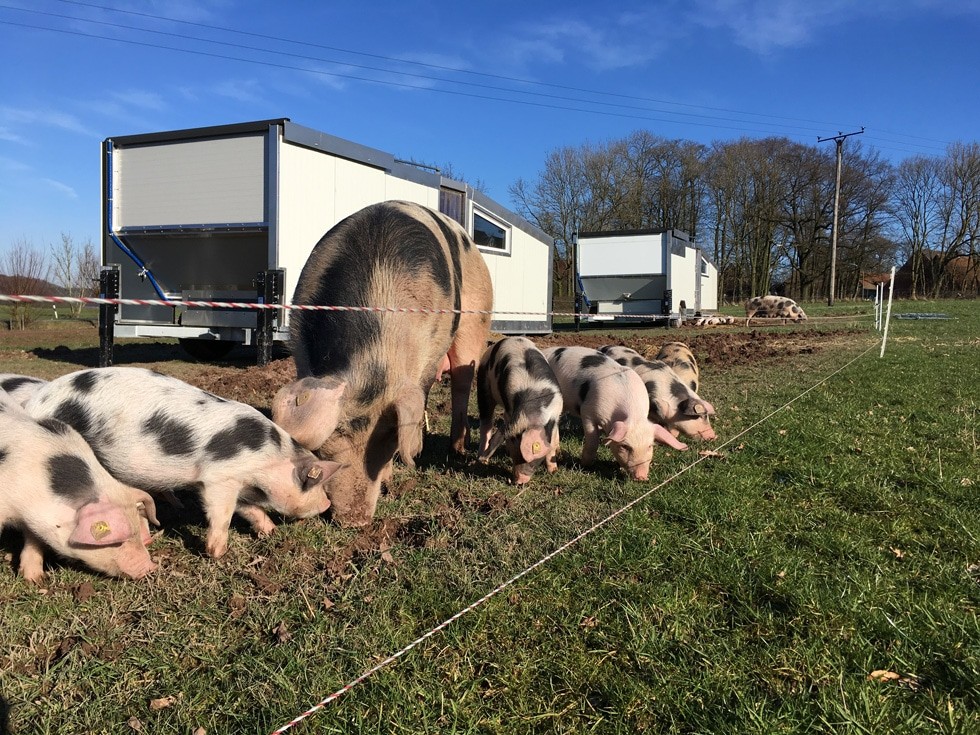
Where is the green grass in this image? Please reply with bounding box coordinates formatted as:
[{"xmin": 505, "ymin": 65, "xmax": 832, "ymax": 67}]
[{"xmin": 1, "ymin": 300, "xmax": 978, "ymax": 734}]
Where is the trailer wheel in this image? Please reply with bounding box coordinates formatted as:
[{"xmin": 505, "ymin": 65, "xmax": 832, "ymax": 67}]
[{"xmin": 178, "ymin": 338, "xmax": 237, "ymax": 362}]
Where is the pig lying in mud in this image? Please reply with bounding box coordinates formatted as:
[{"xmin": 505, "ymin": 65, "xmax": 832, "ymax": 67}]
[
  {"xmin": 24, "ymin": 367, "xmax": 340, "ymax": 558},
  {"xmin": 542, "ymin": 346, "xmax": 688, "ymax": 481},
  {"xmin": 744, "ymin": 295, "xmax": 808, "ymax": 325},
  {"xmin": 273, "ymin": 201, "xmax": 493, "ymax": 527},
  {"xmin": 476, "ymin": 337, "xmax": 563, "ymax": 485},
  {"xmin": 0, "ymin": 393, "xmax": 157, "ymax": 581},
  {"xmin": 598, "ymin": 345, "xmax": 716, "ymax": 442}
]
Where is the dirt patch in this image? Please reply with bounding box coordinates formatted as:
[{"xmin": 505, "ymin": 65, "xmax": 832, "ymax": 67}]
[{"xmin": 1, "ymin": 324, "xmax": 863, "ymax": 410}]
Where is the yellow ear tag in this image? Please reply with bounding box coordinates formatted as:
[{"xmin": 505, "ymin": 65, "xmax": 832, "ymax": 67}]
[
  {"xmin": 295, "ymin": 391, "xmax": 311, "ymax": 407},
  {"xmin": 307, "ymin": 466, "xmax": 322, "ymax": 480},
  {"xmin": 532, "ymin": 441, "xmax": 542, "ymax": 453},
  {"xmin": 90, "ymin": 521, "xmax": 112, "ymax": 540}
]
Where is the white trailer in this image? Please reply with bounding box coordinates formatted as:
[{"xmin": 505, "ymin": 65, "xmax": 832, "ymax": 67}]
[
  {"xmin": 576, "ymin": 228, "xmax": 717, "ymax": 323},
  {"xmin": 101, "ymin": 119, "xmax": 553, "ymax": 360}
]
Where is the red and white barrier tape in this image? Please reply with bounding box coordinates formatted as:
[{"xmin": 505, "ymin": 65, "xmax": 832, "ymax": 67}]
[{"xmin": 270, "ymin": 339, "xmax": 880, "ymax": 733}]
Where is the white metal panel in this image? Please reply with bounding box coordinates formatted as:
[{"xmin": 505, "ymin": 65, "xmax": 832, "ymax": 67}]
[
  {"xmin": 385, "ymin": 176, "xmax": 438, "ymax": 208},
  {"xmin": 578, "ymin": 234, "xmax": 665, "ymax": 277},
  {"xmin": 484, "ymin": 227, "xmax": 550, "ymax": 322},
  {"xmin": 670, "ymin": 250, "xmax": 697, "ymax": 308},
  {"xmin": 114, "ymin": 134, "xmax": 266, "ymax": 227},
  {"xmin": 700, "ymin": 259, "xmax": 719, "ymax": 311}
]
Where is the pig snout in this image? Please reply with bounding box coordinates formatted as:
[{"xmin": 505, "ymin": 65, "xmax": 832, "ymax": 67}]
[
  {"xmin": 697, "ymin": 425, "xmax": 717, "ymax": 441},
  {"xmin": 628, "ymin": 461, "xmax": 650, "ymax": 481},
  {"xmin": 512, "ymin": 463, "xmax": 536, "ymax": 485},
  {"xmin": 117, "ymin": 547, "xmax": 158, "ymax": 580}
]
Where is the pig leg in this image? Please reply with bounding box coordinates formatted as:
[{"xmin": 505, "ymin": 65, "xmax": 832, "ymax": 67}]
[
  {"xmin": 546, "ymin": 428, "xmax": 560, "ymax": 472},
  {"xmin": 235, "ymin": 504, "xmax": 277, "ymax": 537},
  {"xmin": 447, "ymin": 311, "xmax": 492, "ymax": 454},
  {"xmin": 201, "ymin": 480, "xmax": 243, "ymax": 558},
  {"xmin": 447, "ymin": 359, "xmax": 477, "ymax": 454},
  {"xmin": 379, "ymin": 459, "xmax": 394, "ymax": 487},
  {"xmin": 580, "ymin": 418, "xmax": 601, "ymax": 467},
  {"xmin": 18, "ymin": 531, "xmax": 47, "ymax": 583}
]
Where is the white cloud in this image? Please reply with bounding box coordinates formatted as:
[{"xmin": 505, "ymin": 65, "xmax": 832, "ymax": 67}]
[
  {"xmin": 685, "ymin": 0, "xmax": 980, "ymax": 55},
  {"xmin": 213, "ymin": 78, "xmax": 265, "ymax": 103},
  {"xmin": 0, "ymin": 155, "xmax": 31, "ymax": 172},
  {"xmin": 109, "ymin": 90, "xmax": 168, "ymax": 112},
  {"xmin": 40, "ymin": 178, "xmax": 78, "ymax": 199},
  {"xmin": 505, "ymin": 17, "xmax": 663, "ymax": 72},
  {"xmin": 688, "ymin": 0, "xmax": 845, "ymax": 53},
  {"xmin": 0, "ymin": 127, "xmax": 27, "ymax": 145},
  {"xmin": 0, "ymin": 106, "xmax": 93, "ymax": 137}
]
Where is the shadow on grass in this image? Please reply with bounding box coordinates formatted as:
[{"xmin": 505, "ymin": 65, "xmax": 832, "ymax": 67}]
[{"xmin": 31, "ymin": 341, "xmax": 291, "ymax": 368}]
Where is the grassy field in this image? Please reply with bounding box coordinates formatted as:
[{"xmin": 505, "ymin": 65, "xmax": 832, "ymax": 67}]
[{"xmin": 0, "ymin": 299, "xmax": 977, "ymax": 734}]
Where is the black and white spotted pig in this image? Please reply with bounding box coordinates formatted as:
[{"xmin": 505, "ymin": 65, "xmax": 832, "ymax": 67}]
[
  {"xmin": 654, "ymin": 342, "xmax": 700, "ymax": 393},
  {"xmin": 598, "ymin": 345, "xmax": 716, "ymax": 441},
  {"xmin": 24, "ymin": 367, "xmax": 340, "ymax": 559},
  {"xmin": 476, "ymin": 337, "xmax": 563, "ymax": 485},
  {"xmin": 273, "ymin": 201, "xmax": 493, "ymax": 527},
  {"xmin": 0, "ymin": 393, "xmax": 158, "ymax": 582},
  {"xmin": 542, "ymin": 346, "xmax": 688, "ymax": 481},
  {"xmin": 744, "ymin": 295, "xmax": 808, "ymax": 325},
  {"xmin": 0, "ymin": 373, "xmax": 48, "ymax": 407}
]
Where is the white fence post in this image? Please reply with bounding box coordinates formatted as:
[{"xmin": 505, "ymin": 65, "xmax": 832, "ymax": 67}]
[{"xmin": 879, "ymin": 266, "xmax": 897, "ymax": 358}]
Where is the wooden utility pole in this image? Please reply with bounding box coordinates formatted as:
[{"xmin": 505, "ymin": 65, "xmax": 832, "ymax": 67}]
[{"xmin": 818, "ymin": 127, "xmax": 864, "ymax": 306}]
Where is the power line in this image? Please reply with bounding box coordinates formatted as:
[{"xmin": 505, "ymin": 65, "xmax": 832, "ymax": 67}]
[
  {"xmin": 0, "ymin": 5, "xmax": 842, "ymax": 135},
  {"xmin": 0, "ymin": 2, "xmax": 961, "ymax": 156},
  {"xmin": 0, "ymin": 17, "xmax": 853, "ymax": 142},
  {"xmin": 53, "ymin": 0, "xmax": 867, "ymax": 133}
]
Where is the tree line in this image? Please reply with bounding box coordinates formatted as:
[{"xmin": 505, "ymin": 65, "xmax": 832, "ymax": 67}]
[
  {"xmin": 0, "ymin": 235, "xmax": 99, "ymax": 328},
  {"xmin": 510, "ymin": 132, "xmax": 980, "ymax": 302}
]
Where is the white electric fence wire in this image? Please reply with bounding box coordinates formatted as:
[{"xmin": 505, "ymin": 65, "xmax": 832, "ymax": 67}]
[
  {"xmin": 270, "ymin": 338, "xmax": 881, "ymax": 734},
  {"xmin": 0, "ymin": 293, "xmax": 874, "ymax": 323}
]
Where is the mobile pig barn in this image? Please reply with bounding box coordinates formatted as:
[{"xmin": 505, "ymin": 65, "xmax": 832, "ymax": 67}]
[
  {"xmin": 101, "ymin": 119, "xmax": 553, "ymax": 360},
  {"xmin": 576, "ymin": 228, "xmax": 717, "ymax": 322}
]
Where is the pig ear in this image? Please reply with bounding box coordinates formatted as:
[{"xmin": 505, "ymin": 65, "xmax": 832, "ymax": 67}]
[
  {"xmin": 272, "ymin": 377, "xmax": 347, "ymax": 450},
  {"xmin": 680, "ymin": 398, "xmax": 715, "ymax": 418},
  {"xmin": 605, "ymin": 421, "xmax": 629, "ymax": 444},
  {"xmin": 520, "ymin": 427, "xmax": 551, "ymax": 462},
  {"xmin": 653, "ymin": 399, "xmax": 671, "ymax": 421},
  {"xmin": 394, "ymin": 386, "xmax": 426, "ymax": 468},
  {"xmin": 70, "ymin": 502, "xmax": 134, "ymax": 547},
  {"xmin": 302, "ymin": 460, "xmax": 345, "ymax": 490},
  {"xmin": 651, "ymin": 422, "xmax": 689, "ymax": 451},
  {"xmin": 485, "ymin": 429, "xmax": 507, "ymax": 459},
  {"xmin": 130, "ymin": 488, "xmax": 160, "ymax": 527}
]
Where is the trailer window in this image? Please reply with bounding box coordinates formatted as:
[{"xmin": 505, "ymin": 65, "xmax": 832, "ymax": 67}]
[
  {"xmin": 473, "ymin": 210, "xmax": 509, "ymax": 253},
  {"xmin": 439, "ymin": 188, "xmax": 465, "ymax": 225}
]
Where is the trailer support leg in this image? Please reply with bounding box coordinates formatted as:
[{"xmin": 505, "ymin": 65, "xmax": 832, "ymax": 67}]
[
  {"xmin": 255, "ymin": 269, "xmax": 285, "ymax": 367},
  {"xmin": 98, "ymin": 265, "xmax": 120, "ymax": 367}
]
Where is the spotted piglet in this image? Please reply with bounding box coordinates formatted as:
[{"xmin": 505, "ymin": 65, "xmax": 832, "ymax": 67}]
[
  {"xmin": 476, "ymin": 337, "xmax": 563, "ymax": 484},
  {"xmin": 0, "ymin": 394, "xmax": 158, "ymax": 582},
  {"xmin": 654, "ymin": 342, "xmax": 700, "ymax": 393},
  {"xmin": 744, "ymin": 295, "xmax": 808, "ymax": 325},
  {"xmin": 542, "ymin": 346, "xmax": 687, "ymax": 481},
  {"xmin": 0, "ymin": 373, "xmax": 48, "ymax": 407},
  {"xmin": 598, "ymin": 345, "xmax": 716, "ymax": 442},
  {"xmin": 24, "ymin": 367, "xmax": 342, "ymax": 559}
]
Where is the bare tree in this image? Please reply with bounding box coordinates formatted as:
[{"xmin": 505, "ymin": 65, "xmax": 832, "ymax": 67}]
[
  {"xmin": 1, "ymin": 239, "xmax": 51, "ymax": 329},
  {"xmin": 51, "ymin": 233, "xmax": 100, "ymax": 317}
]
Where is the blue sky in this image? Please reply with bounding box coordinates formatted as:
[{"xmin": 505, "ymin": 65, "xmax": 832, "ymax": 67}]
[{"xmin": 1, "ymin": 0, "xmax": 978, "ymax": 264}]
